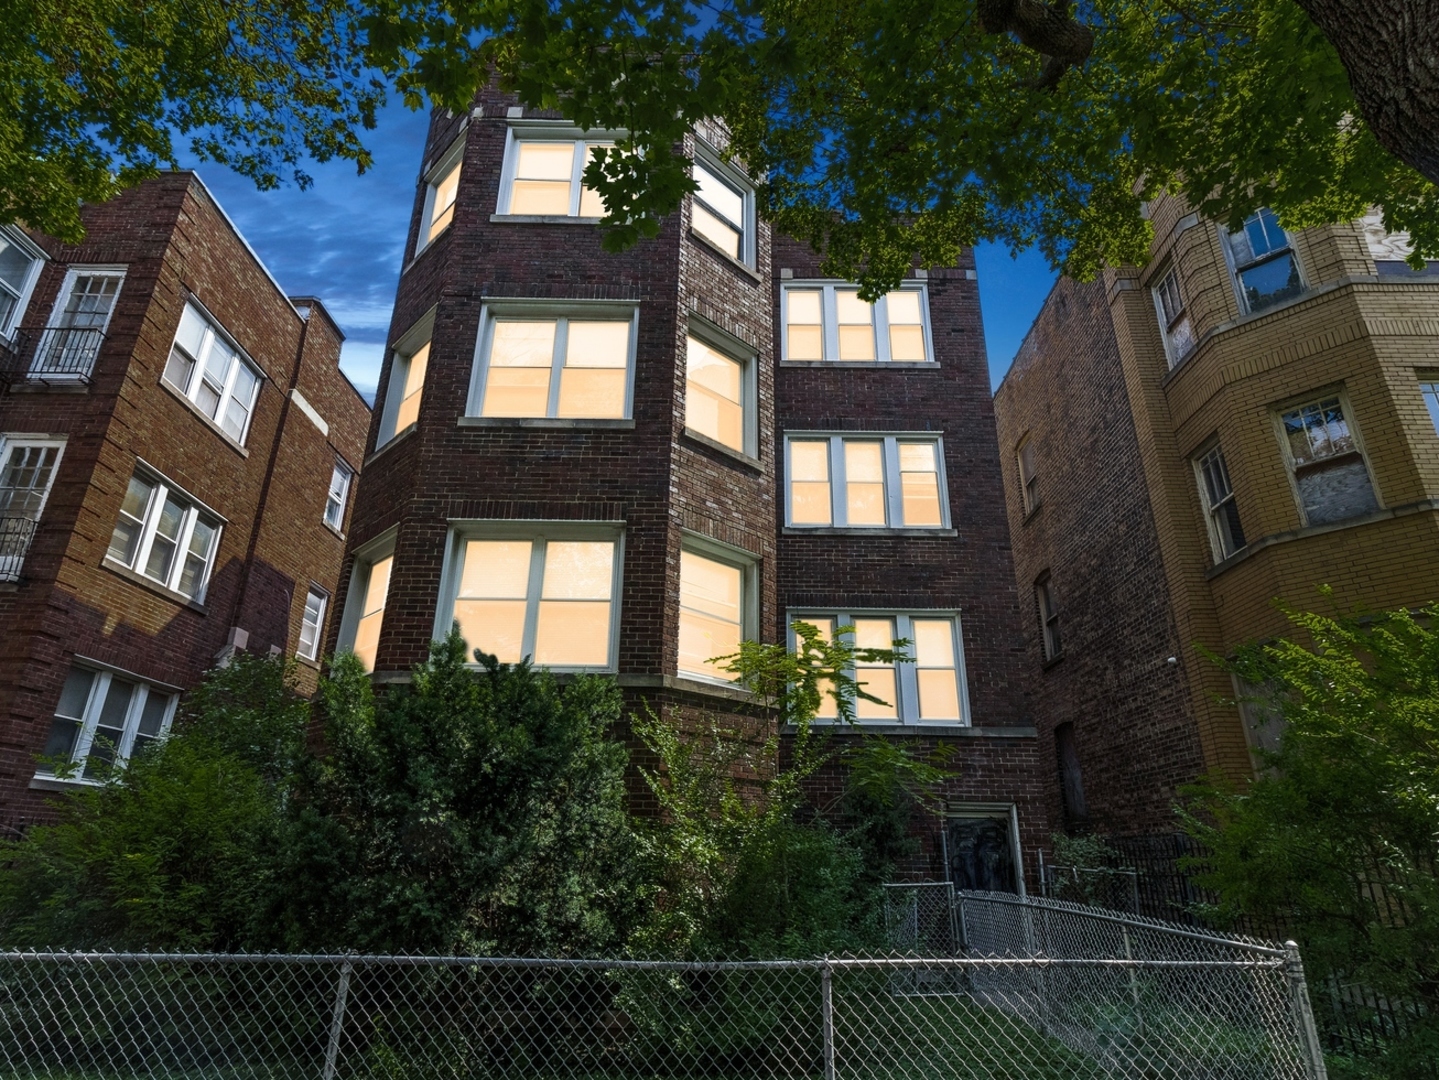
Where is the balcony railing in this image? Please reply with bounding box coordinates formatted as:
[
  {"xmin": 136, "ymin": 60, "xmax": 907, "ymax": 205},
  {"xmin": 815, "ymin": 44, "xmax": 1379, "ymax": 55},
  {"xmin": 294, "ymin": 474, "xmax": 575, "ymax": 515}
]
[
  {"xmin": 0, "ymin": 327, "xmax": 26, "ymax": 389},
  {"xmin": 10, "ymin": 326, "xmax": 107, "ymax": 384},
  {"xmin": 0, "ymin": 515, "xmax": 39, "ymax": 583}
]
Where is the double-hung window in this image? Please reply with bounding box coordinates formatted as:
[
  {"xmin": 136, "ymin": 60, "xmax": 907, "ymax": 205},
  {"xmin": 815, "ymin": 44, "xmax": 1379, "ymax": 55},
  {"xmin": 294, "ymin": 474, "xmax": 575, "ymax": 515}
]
[
  {"xmin": 338, "ymin": 533, "xmax": 396, "ymax": 673},
  {"xmin": 791, "ymin": 612, "xmax": 968, "ymax": 724},
  {"xmin": 690, "ymin": 156, "xmax": 755, "ymax": 266},
  {"xmin": 685, "ymin": 328, "xmax": 755, "ymax": 455},
  {"xmin": 1195, "ymin": 444, "xmax": 1247, "ymax": 561},
  {"xmin": 324, "ymin": 460, "xmax": 353, "ymax": 531},
  {"xmin": 1224, "ymin": 209, "xmax": 1304, "ymax": 314},
  {"xmin": 786, "ymin": 434, "xmax": 948, "ymax": 529},
  {"xmin": 1275, "ymin": 392, "xmax": 1378, "ymax": 526},
  {"xmin": 0, "ymin": 226, "xmax": 44, "ymax": 338},
  {"xmin": 499, "ymin": 131, "xmax": 611, "ymax": 218},
  {"xmin": 470, "ymin": 302, "xmax": 636, "ymax": 420},
  {"xmin": 1152, "ymin": 265, "xmax": 1196, "ymax": 366},
  {"xmin": 163, "ymin": 301, "xmax": 263, "ymax": 444},
  {"xmin": 1035, "ymin": 574, "xmax": 1062, "ymax": 662},
  {"xmin": 40, "ymin": 663, "xmax": 177, "ymax": 781},
  {"xmin": 782, "ymin": 284, "xmax": 932, "ymax": 363},
  {"xmin": 106, "ymin": 468, "xmax": 221, "ymax": 601},
  {"xmin": 378, "ymin": 312, "xmax": 434, "ymax": 446},
  {"xmin": 439, "ymin": 526, "xmax": 623, "ymax": 670},
  {"xmin": 678, "ymin": 541, "xmax": 755, "ymax": 682},
  {"xmin": 35, "ymin": 267, "xmax": 123, "ymax": 379},
  {"xmin": 1017, "ymin": 436, "xmax": 1039, "ymax": 515},
  {"xmin": 419, "ymin": 138, "xmax": 464, "ymax": 251},
  {"xmin": 298, "ymin": 586, "xmax": 328, "ymax": 661}
]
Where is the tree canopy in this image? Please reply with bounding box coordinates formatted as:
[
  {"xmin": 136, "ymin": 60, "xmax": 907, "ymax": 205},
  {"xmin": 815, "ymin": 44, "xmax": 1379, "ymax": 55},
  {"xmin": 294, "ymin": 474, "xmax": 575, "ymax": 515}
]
[{"xmin": 5, "ymin": 0, "xmax": 1436, "ymax": 293}]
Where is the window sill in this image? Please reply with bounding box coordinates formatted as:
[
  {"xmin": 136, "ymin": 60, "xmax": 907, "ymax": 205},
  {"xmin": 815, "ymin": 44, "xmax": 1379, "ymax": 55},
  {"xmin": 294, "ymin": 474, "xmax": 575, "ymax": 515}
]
[
  {"xmin": 782, "ymin": 526, "xmax": 958, "ymax": 538},
  {"xmin": 687, "ymin": 230, "xmax": 762, "ymax": 283},
  {"xmin": 682, "ymin": 428, "xmax": 762, "ymax": 471},
  {"xmin": 295, "ymin": 654, "xmax": 322, "ymax": 671},
  {"xmin": 401, "ymin": 226, "xmax": 451, "ymax": 276},
  {"xmin": 159, "ymin": 378, "xmax": 250, "ymax": 458},
  {"xmin": 779, "ymin": 360, "xmax": 939, "ymax": 370},
  {"xmin": 101, "ymin": 557, "xmax": 207, "ymax": 612},
  {"xmin": 457, "ymin": 416, "xmax": 636, "ymax": 430},
  {"xmin": 7, "ymin": 379, "xmax": 89, "ymax": 395},
  {"xmin": 1041, "ymin": 654, "xmax": 1064, "ymax": 671},
  {"xmin": 323, "ymin": 519, "xmax": 346, "ymax": 541},
  {"xmin": 365, "ymin": 423, "xmax": 417, "ymax": 466},
  {"xmin": 489, "ymin": 214, "xmax": 603, "ymax": 226},
  {"xmin": 1022, "ymin": 503, "xmax": 1042, "ymax": 525},
  {"xmin": 786, "ymin": 722, "xmax": 1037, "ymax": 739},
  {"xmin": 30, "ymin": 774, "xmax": 103, "ymax": 792},
  {"xmin": 616, "ymin": 673, "xmax": 755, "ymax": 704},
  {"xmin": 1204, "ymin": 498, "xmax": 1438, "ymax": 579}
]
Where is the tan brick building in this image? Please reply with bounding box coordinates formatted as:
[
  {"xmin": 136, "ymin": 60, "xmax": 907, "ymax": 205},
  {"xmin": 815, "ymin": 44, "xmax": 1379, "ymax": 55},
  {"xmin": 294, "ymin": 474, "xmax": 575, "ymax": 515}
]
[
  {"xmin": 0, "ymin": 174, "xmax": 370, "ymax": 824},
  {"xmin": 994, "ymin": 196, "xmax": 1439, "ymax": 842}
]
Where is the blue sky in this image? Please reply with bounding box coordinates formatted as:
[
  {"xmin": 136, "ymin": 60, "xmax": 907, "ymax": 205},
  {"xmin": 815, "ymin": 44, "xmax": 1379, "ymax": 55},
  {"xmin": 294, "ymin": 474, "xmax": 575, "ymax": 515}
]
[{"xmin": 184, "ymin": 101, "xmax": 1057, "ymax": 400}]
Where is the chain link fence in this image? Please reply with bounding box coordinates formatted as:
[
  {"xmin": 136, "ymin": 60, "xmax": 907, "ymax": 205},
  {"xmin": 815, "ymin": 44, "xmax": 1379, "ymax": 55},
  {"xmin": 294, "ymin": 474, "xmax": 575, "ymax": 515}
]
[{"xmin": 0, "ymin": 891, "xmax": 1327, "ymax": 1079}]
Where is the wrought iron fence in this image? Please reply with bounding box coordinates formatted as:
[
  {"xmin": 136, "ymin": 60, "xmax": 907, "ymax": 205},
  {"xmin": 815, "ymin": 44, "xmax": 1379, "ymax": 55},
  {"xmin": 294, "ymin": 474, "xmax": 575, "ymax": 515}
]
[
  {"xmin": 15, "ymin": 326, "xmax": 107, "ymax": 382},
  {"xmin": 0, "ymin": 894, "xmax": 1328, "ymax": 1079},
  {"xmin": 0, "ymin": 515, "xmax": 38, "ymax": 582}
]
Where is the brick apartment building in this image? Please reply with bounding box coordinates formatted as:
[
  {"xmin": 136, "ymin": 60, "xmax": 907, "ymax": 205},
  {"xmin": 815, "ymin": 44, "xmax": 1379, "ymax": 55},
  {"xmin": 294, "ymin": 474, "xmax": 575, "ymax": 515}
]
[
  {"xmin": 0, "ymin": 173, "xmax": 370, "ymax": 822},
  {"xmin": 994, "ymin": 197, "xmax": 1439, "ymax": 843},
  {"xmin": 329, "ymin": 92, "xmax": 1048, "ymax": 891}
]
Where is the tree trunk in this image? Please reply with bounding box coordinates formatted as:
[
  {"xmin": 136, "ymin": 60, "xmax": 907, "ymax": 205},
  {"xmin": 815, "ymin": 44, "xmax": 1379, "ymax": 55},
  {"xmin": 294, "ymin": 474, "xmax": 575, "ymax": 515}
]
[{"xmin": 1295, "ymin": 0, "xmax": 1439, "ymax": 185}]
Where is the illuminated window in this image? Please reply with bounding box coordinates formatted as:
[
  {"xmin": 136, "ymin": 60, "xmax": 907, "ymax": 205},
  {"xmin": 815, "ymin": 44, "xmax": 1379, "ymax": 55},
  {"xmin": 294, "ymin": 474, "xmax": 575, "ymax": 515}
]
[
  {"xmin": 690, "ymin": 158, "xmax": 754, "ymax": 265},
  {"xmin": 678, "ymin": 546, "xmax": 750, "ymax": 682},
  {"xmin": 419, "ymin": 139, "xmax": 464, "ymax": 250},
  {"xmin": 439, "ymin": 528, "xmax": 622, "ymax": 670},
  {"xmin": 789, "ymin": 612, "xmax": 968, "ymax": 725},
  {"xmin": 471, "ymin": 306, "xmax": 635, "ymax": 420},
  {"xmin": 341, "ymin": 549, "xmax": 393, "ymax": 673},
  {"xmin": 781, "ymin": 284, "xmax": 932, "ymax": 362},
  {"xmin": 378, "ymin": 312, "xmax": 435, "ymax": 446},
  {"xmin": 785, "ymin": 435, "xmax": 947, "ymax": 529},
  {"xmin": 500, "ymin": 133, "xmax": 611, "ymax": 218},
  {"xmin": 685, "ymin": 332, "xmax": 754, "ymax": 455}
]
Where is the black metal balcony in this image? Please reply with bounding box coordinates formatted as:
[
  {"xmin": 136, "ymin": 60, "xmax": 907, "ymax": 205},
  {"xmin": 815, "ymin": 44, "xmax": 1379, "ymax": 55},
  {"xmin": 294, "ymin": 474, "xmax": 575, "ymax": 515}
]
[
  {"xmin": 0, "ymin": 515, "xmax": 38, "ymax": 583},
  {"xmin": 8, "ymin": 326, "xmax": 107, "ymax": 384}
]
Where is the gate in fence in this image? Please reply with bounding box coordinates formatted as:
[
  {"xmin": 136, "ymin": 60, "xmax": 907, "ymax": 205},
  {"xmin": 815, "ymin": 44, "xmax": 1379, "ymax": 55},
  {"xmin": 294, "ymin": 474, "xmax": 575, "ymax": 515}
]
[{"xmin": 0, "ymin": 891, "xmax": 1328, "ymax": 1080}]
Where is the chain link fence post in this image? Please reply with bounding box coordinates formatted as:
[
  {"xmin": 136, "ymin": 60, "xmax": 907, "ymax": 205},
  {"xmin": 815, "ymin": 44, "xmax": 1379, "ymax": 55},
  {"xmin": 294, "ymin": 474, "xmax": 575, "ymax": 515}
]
[
  {"xmin": 1284, "ymin": 941, "xmax": 1330, "ymax": 1079},
  {"xmin": 322, "ymin": 956, "xmax": 353, "ymax": 1080},
  {"xmin": 820, "ymin": 959, "xmax": 836, "ymax": 1080}
]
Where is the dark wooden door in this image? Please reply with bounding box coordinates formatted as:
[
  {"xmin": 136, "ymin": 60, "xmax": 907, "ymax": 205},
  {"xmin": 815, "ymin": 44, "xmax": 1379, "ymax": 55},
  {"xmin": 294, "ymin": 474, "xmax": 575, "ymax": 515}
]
[{"xmin": 947, "ymin": 815, "xmax": 1018, "ymax": 893}]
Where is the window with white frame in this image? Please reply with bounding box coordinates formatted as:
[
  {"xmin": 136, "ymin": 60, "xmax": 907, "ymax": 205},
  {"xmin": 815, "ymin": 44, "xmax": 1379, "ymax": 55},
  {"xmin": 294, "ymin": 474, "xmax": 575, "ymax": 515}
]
[
  {"xmin": 324, "ymin": 460, "xmax": 353, "ymax": 530},
  {"xmin": 1194, "ymin": 443, "xmax": 1247, "ymax": 561},
  {"xmin": 1035, "ymin": 573, "xmax": 1062, "ymax": 662},
  {"xmin": 40, "ymin": 663, "xmax": 177, "ymax": 781},
  {"xmin": 34, "ymin": 268, "xmax": 124, "ymax": 377},
  {"xmin": 297, "ymin": 586, "xmax": 328, "ymax": 661},
  {"xmin": 0, "ymin": 436, "xmax": 64, "ymax": 581},
  {"xmin": 163, "ymin": 301, "xmax": 263, "ymax": 444},
  {"xmin": 690, "ymin": 157, "xmax": 754, "ymax": 266},
  {"xmin": 1152, "ymin": 264, "xmax": 1196, "ymax": 366},
  {"xmin": 1224, "ymin": 208, "xmax": 1304, "ymax": 314},
  {"xmin": 1275, "ymin": 392, "xmax": 1378, "ymax": 526},
  {"xmin": 786, "ymin": 434, "xmax": 947, "ymax": 529},
  {"xmin": 439, "ymin": 527, "xmax": 622, "ymax": 670},
  {"xmin": 0, "ymin": 226, "xmax": 44, "ymax": 337},
  {"xmin": 685, "ymin": 331, "xmax": 753, "ymax": 455},
  {"xmin": 678, "ymin": 544, "xmax": 753, "ymax": 682},
  {"xmin": 341, "ymin": 546, "xmax": 393, "ymax": 673},
  {"xmin": 1016, "ymin": 436, "xmax": 1039, "ymax": 515},
  {"xmin": 782, "ymin": 284, "xmax": 931, "ymax": 363},
  {"xmin": 1419, "ymin": 373, "xmax": 1439, "ymax": 436},
  {"xmin": 419, "ymin": 139, "xmax": 464, "ymax": 250},
  {"xmin": 106, "ymin": 469, "xmax": 221, "ymax": 600},
  {"xmin": 378, "ymin": 313, "xmax": 434, "ymax": 446},
  {"xmin": 791, "ymin": 613, "xmax": 968, "ymax": 724},
  {"xmin": 499, "ymin": 131, "xmax": 611, "ymax": 218},
  {"xmin": 470, "ymin": 305, "xmax": 636, "ymax": 420}
]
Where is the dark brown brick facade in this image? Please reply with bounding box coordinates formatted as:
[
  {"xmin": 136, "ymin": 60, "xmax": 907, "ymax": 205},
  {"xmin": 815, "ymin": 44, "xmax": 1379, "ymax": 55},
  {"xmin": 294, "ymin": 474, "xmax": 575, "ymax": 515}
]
[
  {"xmin": 0, "ymin": 173, "xmax": 370, "ymax": 824},
  {"xmin": 332, "ymin": 95, "xmax": 1048, "ymax": 886}
]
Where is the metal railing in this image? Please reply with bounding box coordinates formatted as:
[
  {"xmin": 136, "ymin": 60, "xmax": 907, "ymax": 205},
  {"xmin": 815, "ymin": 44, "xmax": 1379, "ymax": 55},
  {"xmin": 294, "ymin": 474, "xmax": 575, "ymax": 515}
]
[
  {"xmin": 884, "ymin": 883, "xmax": 1329, "ymax": 1079},
  {"xmin": 0, "ymin": 895, "xmax": 1329, "ymax": 1080},
  {"xmin": 0, "ymin": 515, "xmax": 38, "ymax": 582},
  {"xmin": 1038, "ymin": 858, "xmax": 1142, "ymax": 913},
  {"xmin": 12, "ymin": 325, "xmax": 107, "ymax": 383}
]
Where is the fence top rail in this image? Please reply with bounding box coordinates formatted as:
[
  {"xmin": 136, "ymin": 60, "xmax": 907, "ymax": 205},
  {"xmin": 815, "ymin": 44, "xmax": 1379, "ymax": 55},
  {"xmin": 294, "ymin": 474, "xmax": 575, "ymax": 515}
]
[
  {"xmin": 0, "ymin": 950, "xmax": 1288, "ymax": 972},
  {"xmin": 940, "ymin": 886, "xmax": 1290, "ymax": 958}
]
